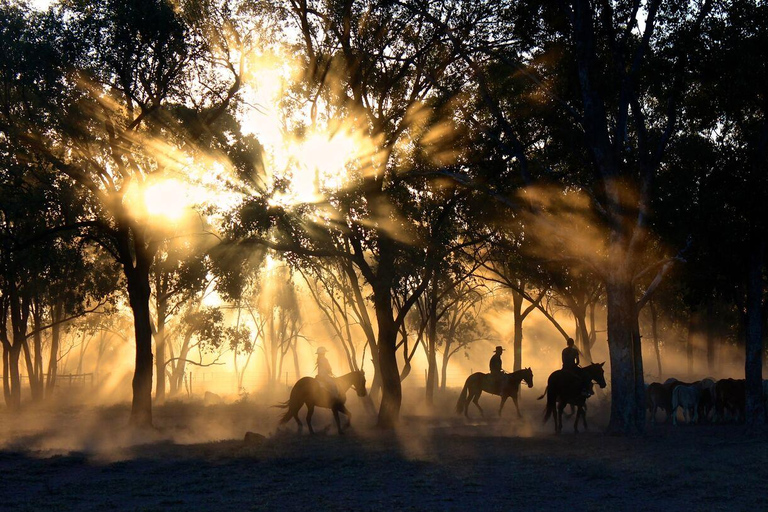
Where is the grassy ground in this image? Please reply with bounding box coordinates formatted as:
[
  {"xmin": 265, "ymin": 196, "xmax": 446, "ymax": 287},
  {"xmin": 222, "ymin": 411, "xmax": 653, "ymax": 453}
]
[{"xmin": 1, "ymin": 393, "xmax": 767, "ymax": 511}]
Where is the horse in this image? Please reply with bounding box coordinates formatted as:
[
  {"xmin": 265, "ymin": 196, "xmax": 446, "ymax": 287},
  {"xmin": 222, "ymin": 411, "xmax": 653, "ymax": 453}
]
[
  {"xmin": 646, "ymin": 382, "xmax": 672, "ymax": 424},
  {"xmin": 699, "ymin": 378, "xmax": 717, "ymax": 421},
  {"xmin": 671, "ymin": 383, "xmax": 702, "ymax": 426},
  {"xmin": 275, "ymin": 370, "xmax": 367, "ymax": 435},
  {"xmin": 539, "ymin": 362, "xmax": 607, "ymax": 434},
  {"xmin": 455, "ymin": 368, "xmax": 534, "ymax": 418},
  {"xmin": 714, "ymin": 378, "xmax": 745, "ymax": 423}
]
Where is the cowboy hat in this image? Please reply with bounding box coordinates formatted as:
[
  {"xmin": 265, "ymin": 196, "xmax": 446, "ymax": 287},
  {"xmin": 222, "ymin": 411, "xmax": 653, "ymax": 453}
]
[
  {"xmin": 494, "ymin": 346, "xmax": 505, "ymax": 353},
  {"xmin": 316, "ymin": 347, "xmax": 328, "ymax": 355}
]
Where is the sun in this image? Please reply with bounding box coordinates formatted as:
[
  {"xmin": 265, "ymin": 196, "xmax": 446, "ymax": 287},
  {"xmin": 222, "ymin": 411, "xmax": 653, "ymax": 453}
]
[
  {"xmin": 277, "ymin": 131, "xmax": 363, "ymax": 204},
  {"xmin": 142, "ymin": 179, "xmax": 190, "ymax": 221}
]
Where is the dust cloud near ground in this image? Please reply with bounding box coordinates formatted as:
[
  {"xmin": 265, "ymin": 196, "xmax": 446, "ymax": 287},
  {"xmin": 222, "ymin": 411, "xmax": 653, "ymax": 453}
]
[{"xmin": 1, "ymin": 389, "xmax": 767, "ymax": 511}]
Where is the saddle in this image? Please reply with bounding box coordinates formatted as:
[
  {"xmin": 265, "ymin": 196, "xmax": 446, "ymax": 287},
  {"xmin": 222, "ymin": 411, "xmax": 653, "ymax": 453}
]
[
  {"xmin": 315, "ymin": 377, "xmax": 342, "ymax": 405},
  {"xmin": 482, "ymin": 372, "xmax": 506, "ymax": 395}
]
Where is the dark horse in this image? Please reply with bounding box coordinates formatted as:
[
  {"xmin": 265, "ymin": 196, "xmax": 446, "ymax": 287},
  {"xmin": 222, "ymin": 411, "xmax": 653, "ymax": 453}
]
[
  {"xmin": 275, "ymin": 370, "xmax": 367, "ymax": 434},
  {"xmin": 456, "ymin": 368, "xmax": 534, "ymax": 418},
  {"xmin": 539, "ymin": 363, "xmax": 606, "ymax": 433}
]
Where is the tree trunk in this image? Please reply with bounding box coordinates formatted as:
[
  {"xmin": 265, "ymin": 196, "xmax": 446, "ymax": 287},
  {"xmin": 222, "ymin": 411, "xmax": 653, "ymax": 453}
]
[
  {"xmin": 588, "ymin": 302, "xmax": 597, "ymax": 350},
  {"xmin": 605, "ymin": 277, "xmax": 644, "ymax": 434},
  {"xmin": 28, "ymin": 306, "xmax": 44, "ymax": 401},
  {"xmin": 425, "ymin": 283, "xmax": 438, "ymax": 405},
  {"xmin": 512, "ymin": 290, "xmax": 523, "ymax": 371},
  {"xmin": 649, "ymin": 300, "xmax": 662, "ymax": 378},
  {"xmin": 375, "ymin": 294, "xmax": 401, "ymax": 428},
  {"xmin": 705, "ymin": 301, "xmax": 716, "ymax": 375},
  {"xmin": 7, "ymin": 344, "xmax": 22, "ymax": 410},
  {"xmin": 126, "ymin": 265, "xmax": 154, "ymax": 427},
  {"xmin": 686, "ymin": 311, "xmax": 697, "ymax": 378},
  {"xmin": 744, "ymin": 240, "xmax": 765, "ymax": 425},
  {"xmin": 573, "ymin": 305, "xmax": 592, "ymax": 363},
  {"xmin": 154, "ymin": 300, "xmax": 167, "ymax": 402},
  {"xmin": 46, "ymin": 303, "xmax": 63, "ymax": 398},
  {"xmin": 291, "ymin": 337, "xmax": 301, "ymax": 380},
  {"xmin": 440, "ymin": 342, "xmax": 450, "ymax": 392},
  {"xmin": 367, "ymin": 335, "xmax": 382, "ymax": 403},
  {"xmin": 2, "ymin": 346, "xmax": 10, "ymax": 406}
]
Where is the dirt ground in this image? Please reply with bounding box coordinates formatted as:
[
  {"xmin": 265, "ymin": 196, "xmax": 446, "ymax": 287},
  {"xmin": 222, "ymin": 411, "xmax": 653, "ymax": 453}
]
[{"xmin": 1, "ymin": 391, "xmax": 767, "ymax": 512}]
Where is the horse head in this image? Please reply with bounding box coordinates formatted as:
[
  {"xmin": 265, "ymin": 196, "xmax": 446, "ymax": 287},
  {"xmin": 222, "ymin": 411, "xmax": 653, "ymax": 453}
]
[
  {"xmin": 588, "ymin": 362, "xmax": 607, "ymax": 388},
  {"xmin": 353, "ymin": 370, "xmax": 367, "ymax": 397},
  {"xmin": 523, "ymin": 367, "xmax": 534, "ymax": 388}
]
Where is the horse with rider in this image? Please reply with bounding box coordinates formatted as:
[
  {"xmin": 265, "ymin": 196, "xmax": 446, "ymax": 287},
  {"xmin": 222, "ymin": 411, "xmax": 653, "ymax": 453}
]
[
  {"xmin": 456, "ymin": 345, "xmax": 534, "ymax": 418},
  {"xmin": 276, "ymin": 347, "xmax": 367, "ymax": 434},
  {"xmin": 540, "ymin": 337, "xmax": 607, "ymax": 433}
]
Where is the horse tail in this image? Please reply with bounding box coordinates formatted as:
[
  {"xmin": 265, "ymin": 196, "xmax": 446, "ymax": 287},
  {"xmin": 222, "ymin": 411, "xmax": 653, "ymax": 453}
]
[
  {"xmin": 270, "ymin": 399, "xmax": 293, "ymax": 424},
  {"xmin": 542, "ymin": 386, "xmax": 556, "ymax": 424},
  {"xmin": 537, "ymin": 385, "xmax": 548, "ymax": 401},
  {"xmin": 456, "ymin": 378, "xmax": 471, "ymax": 415}
]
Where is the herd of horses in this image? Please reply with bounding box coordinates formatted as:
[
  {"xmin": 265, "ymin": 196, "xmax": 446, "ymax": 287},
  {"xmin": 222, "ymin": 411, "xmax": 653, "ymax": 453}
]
[
  {"xmin": 646, "ymin": 377, "xmax": 768, "ymax": 425},
  {"xmin": 273, "ymin": 365, "xmax": 768, "ymax": 435}
]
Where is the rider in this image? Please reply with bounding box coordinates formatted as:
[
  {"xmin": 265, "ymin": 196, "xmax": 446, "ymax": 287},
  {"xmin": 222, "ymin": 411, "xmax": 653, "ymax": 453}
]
[
  {"xmin": 315, "ymin": 347, "xmax": 340, "ymax": 403},
  {"xmin": 562, "ymin": 338, "xmax": 592, "ymax": 399},
  {"xmin": 489, "ymin": 346, "xmax": 505, "ymax": 393},
  {"xmin": 562, "ymin": 337, "xmax": 580, "ymax": 371}
]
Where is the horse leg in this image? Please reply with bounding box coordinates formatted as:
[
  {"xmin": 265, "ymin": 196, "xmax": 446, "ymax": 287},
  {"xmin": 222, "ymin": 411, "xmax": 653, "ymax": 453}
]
[
  {"xmin": 463, "ymin": 389, "xmax": 471, "ymax": 418},
  {"xmin": 582, "ymin": 405, "xmax": 589, "ymax": 431},
  {"xmin": 573, "ymin": 406, "xmax": 580, "ymax": 434},
  {"xmin": 306, "ymin": 404, "xmax": 315, "ymax": 435},
  {"xmin": 472, "ymin": 391, "xmax": 484, "ymax": 417},
  {"xmin": 333, "ymin": 408, "xmax": 344, "ymax": 435},
  {"xmin": 498, "ymin": 394, "xmax": 508, "ymax": 417},
  {"xmin": 511, "ymin": 393, "xmax": 522, "ymax": 419},
  {"xmin": 339, "ymin": 404, "xmax": 352, "ymax": 428},
  {"xmin": 293, "ymin": 408, "xmax": 303, "ymax": 434},
  {"xmin": 557, "ymin": 402, "xmax": 566, "ymax": 434}
]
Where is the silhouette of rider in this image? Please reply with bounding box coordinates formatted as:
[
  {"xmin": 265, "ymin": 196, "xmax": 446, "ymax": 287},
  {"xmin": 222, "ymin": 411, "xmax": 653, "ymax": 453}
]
[
  {"xmin": 315, "ymin": 347, "xmax": 340, "ymax": 402},
  {"xmin": 562, "ymin": 338, "xmax": 592, "ymax": 401},
  {"xmin": 562, "ymin": 338, "xmax": 580, "ymax": 371},
  {"xmin": 489, "ymin": 346, "xmax": 505, "ymax": 393}
]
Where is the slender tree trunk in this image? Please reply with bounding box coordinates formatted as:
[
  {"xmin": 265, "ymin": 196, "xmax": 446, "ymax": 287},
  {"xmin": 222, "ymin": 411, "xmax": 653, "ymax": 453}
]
[
  {"xmin": 7, "ymin": 344, "xmax": 22, "ymax": 410},
  {"xmin": 588, "ymin": 302, "xmax": 597, "ymax": 351},
  {"xmin": 512, "ymin": 291, "xmax": 523, "ymax": 371},
  {"xmin": 744, "ymin": 240, "xmax": 765, "ymax": 425},
  {"xmin": 154, "ymin": 300, "xmax": 167, "ymax": 402},
  {"xmin": 440, "ymin": 342, "xmax": 450, "ymax": 392},
  {"xmin": 2, "ymin": 346, "xmax": 10, "ymax": 406},
  {"xmin": 573, "ymin": 305, "xmax": 592, "ymax": 363},
  {"xmin": 7, "ymin": 291, "xmax": 30, "ymax": 410},
  {"xmin": 686, "ymin": 311, "xmax": 697, "ymax": 378},
  {"xmin": 126, "ymin": 265, "xmax": 154, "ymax": 427},
  {"xmin": 649, "ymin": 300, "xmax": 662, "ymax": 378},
  {"xmin": 28, "ymin": 306, "xmax": 44, "ymax": 401},
  {"xmin": 22, "ymin": 339, "xmax": 42, "ymax": 401},
  {"xmin": 605, "ymin": 276, "xmax": 644, "ymax": 434},
  {"xmin": 705, "ymin": 301, "xmax": 716, "ymax": 375},
  {"xmin": 291, "ymin": 337, "xmax": 301, "ymax": 381},
  {"xmin": 46, "ymin": 303, "xmax": 63, "ymax": 398},
  {"xmin": 425, "ymin": 281, "xmax": 438, "ymax": 405}
]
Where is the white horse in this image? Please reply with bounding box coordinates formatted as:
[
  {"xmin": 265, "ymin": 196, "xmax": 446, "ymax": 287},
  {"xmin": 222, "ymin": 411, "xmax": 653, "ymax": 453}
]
[{"xmin": 672, "ymin": 383, "xmax": 702, "ymax": 426}]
